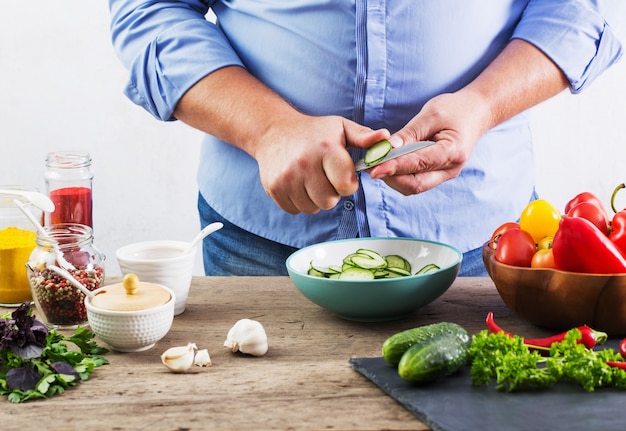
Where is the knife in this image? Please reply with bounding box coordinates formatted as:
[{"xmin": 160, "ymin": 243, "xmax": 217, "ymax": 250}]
[{"xmin": 354, "ymin": 140, "xmax": 437, "ymax": 172}]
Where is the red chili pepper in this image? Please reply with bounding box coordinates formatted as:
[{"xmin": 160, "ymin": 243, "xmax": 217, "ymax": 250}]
[
  {"xmin": 606, "ymin": 338, "xmax": 626, "ymax": 370},
  {"xmin": 485, "ymin": 312, "xmax": 607, "ymax": 352},
  {"xmin": 552, "ymin": 216, "xmax": 626, "ymax": 274},
  {"xmin": 609, "ymin": 183, "xmax": 626, "ymax": 258},
  {"xmin": 607, "ymin": 361, "xmax": 626, "ymax": 370}
]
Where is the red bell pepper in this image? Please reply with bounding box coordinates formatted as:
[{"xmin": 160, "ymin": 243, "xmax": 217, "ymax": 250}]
[
  {"xmin": 565, "ymin": 191, "xmax": 610, "ymax": 222},
  {"xmin": 567, "ymin": 201, "xmax": 609, "ymax": 236},
  {"xmin": 552, "ymin": 216, "xmax": 626, "ymax": 274},
  {"xmin": 610, "ymin": 183, "xmax": 626, "ymax": 258}
]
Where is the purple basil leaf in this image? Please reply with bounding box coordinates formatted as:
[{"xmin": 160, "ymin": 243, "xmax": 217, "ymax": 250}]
[
  {"xmin": 11, "ymin": 343, "xmax": 44, "ymax": 359},
  {"xmin": 6, "ymin": 366, "xmax": 41, "ymax": 391},
  {"xmin": 50, "ymin": 362, "xmax": 80, "ymax": 380}
]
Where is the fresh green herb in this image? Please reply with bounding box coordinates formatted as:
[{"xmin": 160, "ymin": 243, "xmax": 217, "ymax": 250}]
[
  {"xmin": 469, "ymin": 329, "xmax": 626, "ymax": 392},
  {"xmin": 0, "ymin": 302, "xmax": 109, "ymax": 403}
]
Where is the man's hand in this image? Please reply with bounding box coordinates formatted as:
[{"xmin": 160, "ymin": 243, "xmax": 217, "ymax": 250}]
[
  {"xmin": 364, "ymin": 90, "xmax": 488, "ymax": 195},
  {"xmin": 252, "ymin": 114, "xmax": 389, "ymax": 214}
]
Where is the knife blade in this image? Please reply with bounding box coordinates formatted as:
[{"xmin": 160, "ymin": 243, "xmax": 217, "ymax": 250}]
[{"xmin": 354, "ymin": 140, "xmax": 437, "ymax": 172}]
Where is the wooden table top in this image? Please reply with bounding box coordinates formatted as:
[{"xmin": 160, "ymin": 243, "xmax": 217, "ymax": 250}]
[{"xmin": 3, "ymin": 276, "xmax": 555, "ymax": 430}]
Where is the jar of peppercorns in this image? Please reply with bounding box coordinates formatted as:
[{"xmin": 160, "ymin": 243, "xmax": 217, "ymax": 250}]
[{"xmin": 27, "ymin": 223, "xmax": 105, "ymax": 328}]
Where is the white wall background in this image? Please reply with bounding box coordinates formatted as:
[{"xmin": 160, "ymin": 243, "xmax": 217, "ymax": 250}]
[{"xmin": 1, "ymin": 2, "xmax": 625, "ymax": 277}]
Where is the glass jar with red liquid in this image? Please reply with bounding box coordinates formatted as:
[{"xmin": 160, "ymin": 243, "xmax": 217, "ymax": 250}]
[{"xmin": 44, "ymin": 151, "xmax": 93, "ymax": 228}]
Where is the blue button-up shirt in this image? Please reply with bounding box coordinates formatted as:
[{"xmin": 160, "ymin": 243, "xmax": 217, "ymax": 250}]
[{"xmin": 109, "ymin": 0, "xmax": 623, "ymax": 252}]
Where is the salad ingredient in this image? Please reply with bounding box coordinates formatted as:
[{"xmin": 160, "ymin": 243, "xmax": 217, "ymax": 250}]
[
  {"xmin": 308, "ymin": 248, "xmax": 438, "ymax": 279},
  {"xmin": 485, "ymin": 312, "xmax": 607, "ymax": 353},
  {"xmin": 194, "ymin": 349, "xmax": 212, "ymax": 367},
  {"xmin": 382, "ymin": 322, "xmax": 470, "ymax": 365},
  {"xmin": 469, "ymin": 328, "xmax": 626, "ymax": 392},
  {"xmin": 488, "ymin": 222, "xmax": 520, "ymax": 250},
  {"xmin": 161, "ymin": 343, "xmax": 197, "ymax": 372},
  {"xmin": 224, "ymin": 318, "xmax": 268, "ymax": 356},
  {"xmin": 567, "ymin": 201, "xmax": 609, "ymax": 235},
  {"xmin": 565, "ymin": 191, "xmax": 609, "ymax": 220},
  {"xmin": 607, "ymin": 360, "xmax": 626, "ymax": 370},
  {"xmin": 530, "ymin": 248, "xmax": 555, "ymax": 269},
  {"xmin": 494, "ymin": 228, "xmax": 535, "ymax": 267},
  {"xmin": 610, "ymin": 183, "xmax": 626, "ymax": 256},
  {"xmin": 519, "ymin": 199, "xmax": 561, "ymax": 243},
  {"xmin": 398, "ymin": 332, "xmax": 470, "ymax": 384},
  {"xmin": 552, "ymin": 216, "xmax": 626, "ymax": 273},
  {"xmin": 610, "ymin": 210, "xmax": 626, "ymax": 257},
  {"xmin": 364, "ymin": 139, "xmax": 392, "ymax": 167},
  {"xmin": 0, "ymin": 302, "xmax": 108, "ymax": 403}
]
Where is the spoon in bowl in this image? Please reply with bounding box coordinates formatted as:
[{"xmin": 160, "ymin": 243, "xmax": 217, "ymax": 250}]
[
  {"xmin": 0, "ymin": 189, "xmax": 55, "ymax": 212},
  {"xmin": 183, "ymin": 222, "xmax": 224, "ymax": 255}
]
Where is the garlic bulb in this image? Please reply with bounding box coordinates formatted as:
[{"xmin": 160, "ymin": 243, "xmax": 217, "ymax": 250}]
[
  {"xmin": 194, "ymin": 349, "xmax": 212, "ymax": 367},
  {"xmin": 224, "ymin": 318, "xmax": 268, "ymax": 356},
  {"xmin": 161, "ymin": 343, "xmax": 197, "ymax": 372}
]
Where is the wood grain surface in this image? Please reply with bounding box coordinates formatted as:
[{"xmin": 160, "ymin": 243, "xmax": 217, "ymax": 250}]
[{"xmin": 2, "ymin": 276, "xmax": 554, "ymax": 431}]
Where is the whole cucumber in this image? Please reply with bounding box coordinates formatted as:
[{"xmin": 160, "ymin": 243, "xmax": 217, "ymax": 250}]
[
  {"xmin": 382, "ymin": 322, "xmax": 470, "ymax": 365},
  {"xmin": 397, "ymin": 334, "xmax": 469, "ymax": 383}
]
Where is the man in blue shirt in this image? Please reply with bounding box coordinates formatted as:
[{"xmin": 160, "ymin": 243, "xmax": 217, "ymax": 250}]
[{"xmin": 108, "ymin": 1, "xmax": 624, "ymax": 276}]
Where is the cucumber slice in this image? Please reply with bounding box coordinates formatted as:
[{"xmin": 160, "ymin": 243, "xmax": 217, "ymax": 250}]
[
  {"xmin": 338, "ymin": 267, "xmax": 375, "ymax": 280},
  {"xmin": 352, "ymin": 248, "xmax": 387, "ymax": 269},
  {"xmin": 350, "ymin": 254, "xmax": 387, "ymax": 269},
  {"xmin": 386, "ymin": 267, "xmax": 412, "ymax": 277},
  {"xmin": 385, "ymin": 254, "xmax": 411, "ymax": 272},
  {"xmin": 308, "ymin": 267, "xmax": 326, "ymax": 277},
  {"xmin": 364, "ymin": 140, "xmax": 392, "ymax": 166},
  {"xmin": 307, "ymin": 247, "xmax": 437, "ymax": 280},
  {"xmin": 415, "ymin": 263, "xmax": 441, "ymax": 275}
]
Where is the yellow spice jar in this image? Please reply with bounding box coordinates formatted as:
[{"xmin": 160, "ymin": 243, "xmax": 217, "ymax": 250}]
[{"xmin": 0, "ymin": 187, "xmax": 40, "ymax": 306}]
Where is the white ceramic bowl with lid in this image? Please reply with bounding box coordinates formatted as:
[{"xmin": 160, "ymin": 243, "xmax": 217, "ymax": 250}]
[{"xmin": 85, "ymin": 274, "xmax": 175, "ymax": 352}]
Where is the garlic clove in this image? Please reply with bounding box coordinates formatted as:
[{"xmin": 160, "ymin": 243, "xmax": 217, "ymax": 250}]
[
  {"xmin": 161, "ymin": 343, "xmax": 197, "ymax": 372},
  {"xmin": 224, "ymin": 318, "xmax": 268, "ymax": 357},
  {"xmin": 194, "ymin": 349, "xmax": 212, "ymax": 367}
]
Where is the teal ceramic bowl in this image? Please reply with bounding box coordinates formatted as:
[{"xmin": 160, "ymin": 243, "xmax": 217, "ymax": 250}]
[{"xmin": 286, "ymin": 238, "xmax": 462, "ymax": 321}]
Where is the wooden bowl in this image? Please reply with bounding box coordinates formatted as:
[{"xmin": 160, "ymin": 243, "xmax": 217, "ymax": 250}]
[{"xmin": 482, "ymin": 242, "xmax": 626, "ymax": 336}]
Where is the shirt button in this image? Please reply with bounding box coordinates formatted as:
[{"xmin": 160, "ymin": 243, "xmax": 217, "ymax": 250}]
[{"xmin": 343, "ymin": 200, "xmax": 354, "ymax": 211}]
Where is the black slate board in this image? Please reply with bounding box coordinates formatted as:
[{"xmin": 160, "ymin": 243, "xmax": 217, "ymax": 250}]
[{"xmin": 350, "ymin": 340, "xmax": 626, "ymax": 431}]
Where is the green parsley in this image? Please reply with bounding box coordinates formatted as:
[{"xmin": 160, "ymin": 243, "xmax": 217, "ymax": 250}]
[
  {"xmin": 0, "ymin": 302, "xmax": 109, "ymax": 403},
  {"xmin": 469, "ymin": 328, "xmax": 626, "ymax": 392}
]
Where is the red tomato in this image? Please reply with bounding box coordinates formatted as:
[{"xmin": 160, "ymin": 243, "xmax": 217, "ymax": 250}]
[
  {"xmin": 494, "ymin": 228, "xmax": 536, "ymax": 267},
  {"xmin": 567, "ymin": 202, "xmax": 609, "ymax": 235},
  {"xmin": 489, "ymin": 222, "xmax": 520, "ymax": 249},
  {"xmin": 531, "ymin": 248, "xmax": 556, "ymax": 269}
]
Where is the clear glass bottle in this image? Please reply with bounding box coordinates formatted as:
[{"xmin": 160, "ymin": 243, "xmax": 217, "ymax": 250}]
[
  {"xmin": 0, "ymin": 186, "xmax": 40, "ymax": 306},
  {"xmin": 44, "ymin": 151, "xmax": 94, "ymax": 227},
  {"xmin": 27, "ymin": 223, "xmax": 105, "ymax": 328}
]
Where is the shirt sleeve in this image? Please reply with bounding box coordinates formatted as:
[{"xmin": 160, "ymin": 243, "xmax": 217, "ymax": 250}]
[
  {"xmin": 108, "ymin": 0, "xmax": 244, "ymax": 121},
  {"xmin": 512, "ymin": 0, "xmax": 625, "ymax": 94}
]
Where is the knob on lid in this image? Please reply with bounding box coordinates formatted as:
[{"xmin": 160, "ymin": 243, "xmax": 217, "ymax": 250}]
[{"xmin": 91, "ymin": 273, "xmax": 170, "ymax": 311}]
